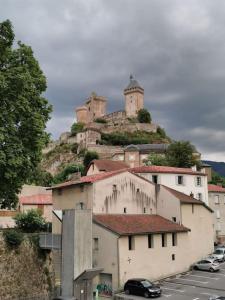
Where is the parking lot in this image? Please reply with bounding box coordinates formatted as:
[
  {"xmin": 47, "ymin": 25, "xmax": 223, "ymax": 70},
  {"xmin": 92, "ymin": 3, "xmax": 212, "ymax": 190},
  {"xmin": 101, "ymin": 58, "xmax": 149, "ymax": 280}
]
[{"xmin": 115, "ymin": 261, "xmax": 225, "ymax": 300}]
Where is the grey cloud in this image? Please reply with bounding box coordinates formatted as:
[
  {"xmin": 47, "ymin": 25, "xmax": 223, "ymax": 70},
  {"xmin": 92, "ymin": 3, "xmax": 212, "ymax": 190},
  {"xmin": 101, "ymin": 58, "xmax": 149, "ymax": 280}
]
[{"xmin": 1, "ymin": 0, "xmax": 225, "ymax": 160}]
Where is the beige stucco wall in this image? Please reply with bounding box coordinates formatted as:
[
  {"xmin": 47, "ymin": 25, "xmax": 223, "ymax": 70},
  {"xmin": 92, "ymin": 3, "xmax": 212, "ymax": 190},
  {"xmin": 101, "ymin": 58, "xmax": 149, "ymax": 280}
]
[
  {"xmin": 52, "ymin": 184, "xmax": 93, "ymax": 233},
  {"xmin": 118, "ymin": 232, "xmax": 189, "ymax": 287},
  {"xmin": 93, "ymin": 223, "xmax": 119, "ymax": 291},
  {"xmin": 181, "ymin": 204, "xmax": 214, "ymax": 261},
  {"xmin": 208, "ymin": 191, "xmax": 225, "ymax": 242},
  {"xmin": 86, "ymin": 163, "xmax": 102, "ymax": 176},
  {"xmin": 156, "ymin": 185, "xmax": 182, "ymax": 224},
  {"xmin": 93, "ymin": 172, "xmax": 156, "ymax": 214}
]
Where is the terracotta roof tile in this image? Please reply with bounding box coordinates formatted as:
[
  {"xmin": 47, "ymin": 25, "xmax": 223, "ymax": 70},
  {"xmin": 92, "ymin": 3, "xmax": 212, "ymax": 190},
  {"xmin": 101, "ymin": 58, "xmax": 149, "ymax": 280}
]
[
  {"xmin": 90, "ymin": 159, "xmax": 129, "ymax": 172},
  {"xmin": 208, "ymin": 184, "xmax": 225, "ymax": 193},
  {"xmin": 93, "ymin": 214, "xmax": 190, "ymax": 235},
  {"xmin": 50, "ymin": 169, "xmax": 128, "ymax": 189},
  {"xmin": 19, "ymin": 194, "xmax": 52, "ymax": 205},
  {"xmin": 130, "ymin": 165, "xmax": 206, "ymax": 176}
]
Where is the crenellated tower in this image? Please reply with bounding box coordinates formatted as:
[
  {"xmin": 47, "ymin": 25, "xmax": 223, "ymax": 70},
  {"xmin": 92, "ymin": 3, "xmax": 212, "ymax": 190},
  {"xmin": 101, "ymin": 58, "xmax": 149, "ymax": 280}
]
[{"xmin": 124, "ymin": 75, "xmax": 144, "ymax": 117}]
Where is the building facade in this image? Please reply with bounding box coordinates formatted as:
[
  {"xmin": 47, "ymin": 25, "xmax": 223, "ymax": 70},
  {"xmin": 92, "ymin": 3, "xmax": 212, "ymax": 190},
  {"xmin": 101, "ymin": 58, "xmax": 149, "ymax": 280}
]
[{"xmin": 208, "ymin": 184, "xmax": 225, "ymax": 243}]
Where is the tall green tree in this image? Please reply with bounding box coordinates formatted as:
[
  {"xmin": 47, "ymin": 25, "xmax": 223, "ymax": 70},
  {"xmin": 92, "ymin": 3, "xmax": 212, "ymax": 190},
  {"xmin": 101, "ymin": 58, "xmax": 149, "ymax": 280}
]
[
  {"xmin": 137, "ymin": 108, "xmax": 151, "ymax": 123},
  {"xmin": 166, "ymin": 141, "xmax": 198, "ymax": 168},
  {"xmin": 0, "ymin": 20, "xmax": 52, "ymax": 209},
  {"xmin": 83, "ymin": 151, "xmax": 99, "ymax": 169}
]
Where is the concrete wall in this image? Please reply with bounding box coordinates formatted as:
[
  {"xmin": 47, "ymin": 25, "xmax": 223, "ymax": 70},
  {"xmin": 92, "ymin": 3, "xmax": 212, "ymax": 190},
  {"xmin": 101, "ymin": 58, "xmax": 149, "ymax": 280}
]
[
  {"xmin": 208, "ymin": 191, "xmax": 225, "ymax": 242},
  {"xmin": 181, "ymin": 204, "xmax": 214, "ymax": 261},
  {"xmin": 20, "ymin": 204, "xmax": 52, "ymax": 222},
  {"xmin": 52, "ymin": 184, "xmax": 93, "ymax": 234},
  {"xmin": 93, "ymin": 223, "xmax": 119, "ymax": 291},
  {"xmin": 118, "ymin": 232, "xmax": 189, "ymax": 286},
  {"xmin": 0, "ymin": 210, "xmax": 17, "ymax": 228},
  {"xmin": 138, "ymin": 172, "xmax": 209, "ymax": 205},
  {"xmin": 61, "ymin": 209, "xmax": 92, "ymax": 298},
  {"xmin": 156, "ymin": 185, "xmax": 182, "ymax": 224},
  {"xmin": 93, "ymin": 172, "xmax": 156, "ymax": 214}
]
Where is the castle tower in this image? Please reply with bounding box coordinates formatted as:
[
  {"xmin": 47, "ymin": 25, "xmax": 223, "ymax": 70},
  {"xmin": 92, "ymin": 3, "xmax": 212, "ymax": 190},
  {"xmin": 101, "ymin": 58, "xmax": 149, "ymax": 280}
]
[
  {"xmin": 85, "ymin": 92, "xmax": 107, "ymax": 123},
  {"xmin": 124, "ymin": 75, "xmax": 144, "ymax": 117},
  {"xmin": 76, "ymin": 106, "xmax": 88, "ymax": 124}
]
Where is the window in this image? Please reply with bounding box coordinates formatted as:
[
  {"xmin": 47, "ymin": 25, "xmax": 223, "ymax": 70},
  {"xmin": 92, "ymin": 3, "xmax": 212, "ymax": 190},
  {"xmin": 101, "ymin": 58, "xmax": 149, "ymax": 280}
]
[
  {"xmin": 80, "ymin": 185, "xmax": 84, "ymax": 192},
  {"xmin": 196, "ymin": 176, "xmax": 202, "ymax": 186},
  {"xmin": 192, "ymin": 204, "xmax": 194, "ymax": 214},
  {"xmin": 148, "ymin": 234, "xmax": 154, "ymax": 248},
  {"xmin": 124, "ymin": 207, "xmax": 127, "ymax": 213},
  {"xmin": 172, "ymin": 233, "xmax": 177, "ymax": 246},
  {"xmin": 128, "ymin": 236, "xmax": 135, "ymax": 250},
  {"xmin": 152, "ymin": 175, "xmax": 158, "ymax": 184},
  {"xmin": 177, "ymin": 176, "xmax": 184, "ymax": 185},
  {"xmin": 113, "ymin": 185, "xmax": 117, "ymax": 192},
  {"xmin": 79, "ymin": 202, "xmax": 84, "ymax": 210},
  {"xmin": 172, "ymin": 254, "xmax": 175, "ymax": 261},
  {"xmin": 137, "ymin": 188, "xmax": 140, "ymax": 193},
  {"xmin": 216, "ymin": 210, "xmax": 220, "ymax": 219},
  {"xmin": 93, "ymin": 238, "xmax": 99, "ymax": 250},
  {"xmin": 197, "ymin": 193, "xmax": 202, "ymax": 201},
  {"xmin": 172, "ymin": 217, "xmax": 177, "ymax": 223},
  {"xmin": 214, "ymin": 195, "xmax": 219, "ymax": 204},
  {"xmin": 161, "ymin": 233, "xmax": 167, "ymax": 247},
  {"xmin": 143, "ymin": 207, "xmax": 146, "ymax": 213}
]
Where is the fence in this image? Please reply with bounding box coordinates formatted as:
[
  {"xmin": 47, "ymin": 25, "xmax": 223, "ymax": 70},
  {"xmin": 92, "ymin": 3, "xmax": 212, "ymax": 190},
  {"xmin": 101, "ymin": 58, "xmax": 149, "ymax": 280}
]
[{"xmin": 39, "ymin": 233, "xmax": 61, "ymax": 250}]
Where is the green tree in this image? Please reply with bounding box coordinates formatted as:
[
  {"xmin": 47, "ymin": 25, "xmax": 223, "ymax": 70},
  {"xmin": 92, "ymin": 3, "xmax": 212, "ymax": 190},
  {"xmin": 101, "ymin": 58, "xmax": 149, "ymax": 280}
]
[
  {"xmin": 144, "ymin": 154, "xmax": 168, "ymax": 166},
  {"xmin": 70, "ymin": 122, "xmax": 84, "ymax": 136},
  {"xmin": 14, "ymin": 209, "xmax": 47, "ymax": 233},
  {"xmin": 53, "ymin": 163, "xmax": 85, "ymax": 184},
  {"xmin": 83, "ymin": 151, "xmax": 99, "ymax": 169},
  {"xmin": 0, "ymin": 20, "xmax": 52, "ymax": 209},
  {"xmin": 166, "ymin": 141, "xmax": 198, "ymax": 168},
  {"xmin": 137, "ymin": 109, "xmax": 151, "ymax": 123}
]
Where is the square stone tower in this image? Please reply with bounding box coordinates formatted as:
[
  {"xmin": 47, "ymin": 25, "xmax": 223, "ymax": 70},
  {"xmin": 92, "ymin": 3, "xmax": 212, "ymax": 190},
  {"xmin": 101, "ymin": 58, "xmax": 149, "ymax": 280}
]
[
  {"xmin": 85, "ymin": 92, "xmax": 107, "ymax": 123},
  {"xmin": 124, "ymin": 75, "xmax": 144, "ymax": 117}
]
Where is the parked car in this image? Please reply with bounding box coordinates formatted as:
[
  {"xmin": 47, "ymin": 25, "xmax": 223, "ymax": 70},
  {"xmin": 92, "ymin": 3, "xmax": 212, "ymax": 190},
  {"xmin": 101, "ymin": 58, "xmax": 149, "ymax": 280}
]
[
  {"xmin": 209, "ymin": 296, "xmax": 225, "ymax": 300},
  {"xmin": 193, "ymin": 258, "xmax": 220, "ymax": 272},
  {"xmin": 124, "ymin": 278, "xmax": 161, "ymax": 298},
  {"xmin": 211, "ymin": 248, "xmax": 225, "ymax": 262}
]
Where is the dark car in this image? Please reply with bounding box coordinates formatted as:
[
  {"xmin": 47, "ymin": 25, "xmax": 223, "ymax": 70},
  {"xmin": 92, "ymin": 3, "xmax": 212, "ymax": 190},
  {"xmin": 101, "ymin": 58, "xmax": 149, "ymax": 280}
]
[{"xmin": 124, "ymin": 278, "xmax": 161, "ymax": 298}]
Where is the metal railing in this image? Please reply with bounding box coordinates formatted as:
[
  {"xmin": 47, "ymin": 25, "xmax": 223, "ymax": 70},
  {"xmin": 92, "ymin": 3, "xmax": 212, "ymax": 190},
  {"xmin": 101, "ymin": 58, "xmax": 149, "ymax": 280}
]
[{"xmin": 39, "ymin": 233, "xmax": 61, "ymax": 250}]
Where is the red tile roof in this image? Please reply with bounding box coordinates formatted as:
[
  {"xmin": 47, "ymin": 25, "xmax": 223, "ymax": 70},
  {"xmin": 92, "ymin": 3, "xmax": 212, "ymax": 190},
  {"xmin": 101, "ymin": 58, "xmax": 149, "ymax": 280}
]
[
  {"xmin": 90, "ymin": 159, "xmax": 129, "ymax": 172},
  {"xmin": 50, "ymin": 169, "xmax": 128, "ymax": 189},
  {"xmin": 19, "ymin": 194, "xmax": 52, "ymax": 205},
  {"xmin": 162, "ymin": 186, "xmax": 213, "ymax": 212},
  {"xmin": 208, "ymin": 184, "xmax": 225, "ymax": 193},
  {"xmin": 93, "ymin": 214, "xmax": 190, "ymax": 235},
  {"xmin": 130, "ymin": 165, "xmax": 206, "ymax": 176}
]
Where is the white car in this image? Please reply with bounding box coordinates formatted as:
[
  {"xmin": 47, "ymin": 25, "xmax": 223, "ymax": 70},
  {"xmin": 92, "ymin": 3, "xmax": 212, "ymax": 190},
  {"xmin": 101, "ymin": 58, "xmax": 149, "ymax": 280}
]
[{"xmin": 210, "ymin": 248, "xmax": 225, "ymax": 262}]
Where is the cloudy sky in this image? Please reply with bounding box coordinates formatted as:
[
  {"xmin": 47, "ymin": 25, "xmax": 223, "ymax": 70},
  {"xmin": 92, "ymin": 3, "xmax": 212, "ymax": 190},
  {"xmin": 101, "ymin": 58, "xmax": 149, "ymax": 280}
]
[{"xmin": 1, "ymin": 0, "xmax": 225, "ymax": 161}]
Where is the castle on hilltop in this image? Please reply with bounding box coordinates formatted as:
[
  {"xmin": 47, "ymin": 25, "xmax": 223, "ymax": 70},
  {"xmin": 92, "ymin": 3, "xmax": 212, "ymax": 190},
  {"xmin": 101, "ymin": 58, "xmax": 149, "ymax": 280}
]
[{"xmin": 76, "ymin": 75, "xmax": 145, "ymax": 124}]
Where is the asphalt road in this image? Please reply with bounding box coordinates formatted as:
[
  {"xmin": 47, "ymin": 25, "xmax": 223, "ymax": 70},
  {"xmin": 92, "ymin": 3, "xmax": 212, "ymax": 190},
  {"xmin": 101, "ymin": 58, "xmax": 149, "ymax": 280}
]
[{"xmin": 115, "ymin": 261, "xmax": 225, "ymax": 300}]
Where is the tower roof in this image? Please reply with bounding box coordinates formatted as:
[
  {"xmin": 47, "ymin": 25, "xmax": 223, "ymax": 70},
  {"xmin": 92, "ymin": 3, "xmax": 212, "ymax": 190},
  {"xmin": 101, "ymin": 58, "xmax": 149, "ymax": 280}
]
[{"xmin": 124, "ymin": 74, "xmax": 144, "ymax": 92}]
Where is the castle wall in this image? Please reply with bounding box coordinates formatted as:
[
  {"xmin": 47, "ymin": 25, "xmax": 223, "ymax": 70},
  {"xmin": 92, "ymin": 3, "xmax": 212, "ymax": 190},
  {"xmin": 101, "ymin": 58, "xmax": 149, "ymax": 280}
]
[
  {"xmin": 86, "ymin": 144, "xmax": 123, "ymax": 159},
  {"xmin": 76, "ymin": 107, "xmax": 88, "ymax": 124},
  {"xmin": 125, "ymin": 91, "xmax": 144, "ymax": 117}
]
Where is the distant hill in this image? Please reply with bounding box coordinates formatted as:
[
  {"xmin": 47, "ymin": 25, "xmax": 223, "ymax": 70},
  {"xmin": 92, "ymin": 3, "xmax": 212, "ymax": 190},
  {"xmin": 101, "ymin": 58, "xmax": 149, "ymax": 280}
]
[{"xmin": 202, "ymin": 160, "xmax": 225, "ymax": 177}]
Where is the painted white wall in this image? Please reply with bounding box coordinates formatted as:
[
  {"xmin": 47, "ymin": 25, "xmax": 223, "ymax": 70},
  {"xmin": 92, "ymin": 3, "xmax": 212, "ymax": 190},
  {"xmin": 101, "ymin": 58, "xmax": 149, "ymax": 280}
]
[{"xmin": 137, "ymin": 172, "xmax": 208, "ymax": 205}]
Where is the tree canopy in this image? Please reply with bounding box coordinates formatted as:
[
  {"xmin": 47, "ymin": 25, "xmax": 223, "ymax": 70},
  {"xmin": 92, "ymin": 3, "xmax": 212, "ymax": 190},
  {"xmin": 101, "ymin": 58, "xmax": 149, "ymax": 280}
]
[
  {"xmin": 137, "ymin": 108, "xmax": 151, "ymax": 123},
  {"xmin": 144, "ymin": 141, "xmax": 200, "ymax": 168},
  {"xmin": 0, "ymin": 20, "xmax": 52, "ymax": 209},
  {"xmin": 83, "ymin": 151, "xmax": 99, "ymax": 169}
]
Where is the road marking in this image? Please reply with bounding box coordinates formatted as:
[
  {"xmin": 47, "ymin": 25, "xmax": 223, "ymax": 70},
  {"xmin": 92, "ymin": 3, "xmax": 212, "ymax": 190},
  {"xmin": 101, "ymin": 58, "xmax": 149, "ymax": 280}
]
[
  {"xmin": 192, "ymin": 298, "xmax": 199, "ymax": 300},
  {"xmin": 213, "ymin": 272, "xmax": 225, "ymax": 277},
  {"xmin": 162, "ymin": 294, "xmax": 172, "ymax": 298},
  {"xmin": 188, "ymin": 274, "xmax": 219, "ymax": 280},
  {"xmin": 175, "ymin": 278, "xmax": 208, "ymax": 284},
  {"xmin": 201, "ymin": 292, "xmax": 214, "ymax": 296},
  {"xmin": 162, "ymin": 287, "xmax": 185, "ymax": 293}
]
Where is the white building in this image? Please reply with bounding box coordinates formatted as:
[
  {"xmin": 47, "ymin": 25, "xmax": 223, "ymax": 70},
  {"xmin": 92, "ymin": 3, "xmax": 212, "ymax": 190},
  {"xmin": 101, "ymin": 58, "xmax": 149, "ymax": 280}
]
[{"xmin": 131, "ymin": 165, "xmax": 209, "ymax": 205}]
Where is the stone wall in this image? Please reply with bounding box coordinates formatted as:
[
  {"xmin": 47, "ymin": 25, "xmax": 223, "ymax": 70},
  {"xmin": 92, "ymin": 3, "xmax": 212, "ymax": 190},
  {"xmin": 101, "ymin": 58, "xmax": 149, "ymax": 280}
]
[
  {"xmin": 0, "ymin": 233, "xmax": 54, "ymax": 300},
  {"xmin": 87, "ymin": 144, "xmax": 123, "ymax": 159}
]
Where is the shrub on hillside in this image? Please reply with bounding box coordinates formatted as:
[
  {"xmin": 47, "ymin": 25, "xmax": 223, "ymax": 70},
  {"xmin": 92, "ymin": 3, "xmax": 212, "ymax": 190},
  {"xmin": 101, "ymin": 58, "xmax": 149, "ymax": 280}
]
[
  {"xmin": 94, "ymin": 117, "xmax": 107, "ymax": 124},
  {"xmin": 137, "ymin": 109, "xmax": 151, "ymax": 123},
  {"xmin": 52, "ymin": 163, "xmax": 85, "ymax": 184},
  {"xmin": 14, "ymin": 209, "xmax": 47, "ymax": 233},
  {"xmin": 70, "ymin": 122, "xmax": 84, "ymax": 136},
  {"xmin": 3, "ymin": 229, "xmax": 24, "ymax": 247},
  {"xmin": 83, "ymin": 151, "xmax": 99, "ymax": 169}
]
